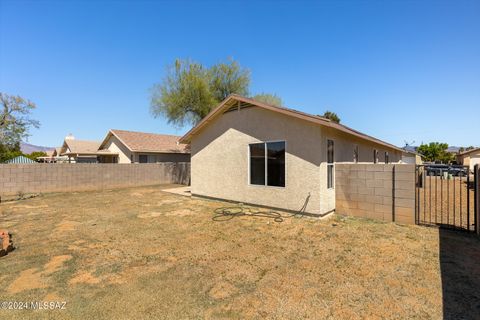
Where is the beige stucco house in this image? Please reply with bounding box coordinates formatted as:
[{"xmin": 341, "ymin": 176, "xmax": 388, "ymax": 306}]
[
  {"xmin": 59, "ymin": 135, "xmax": 102, "ymax": 163},
  {"xmin": 98, "ymin": 129, "xmax": 190, "ymax": 163},
  {"xmin": 457, "ymin": 148, "xmax": 480, "ymax": 171},
  {"xmin": 180, "ymin": 95, "xmax": 407, "ymax": 216}
]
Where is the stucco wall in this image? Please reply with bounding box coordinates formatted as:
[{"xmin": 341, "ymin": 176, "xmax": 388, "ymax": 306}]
[
  {"xmin": 102, "ymin": 135, "xmax": 190, "ymax": 164},
  {"xmin": 103, "ymin": 135, "xmax": 132, "ymax": 163},
  {"xmin": 335, "ymin": 164, "xmax": 416, "ymax": 224},
  {"xmin": 0, "ymin": 163, "xmax": 190, "ymax": 196},
  {"xmin": 190, "ymin": 106, "xmax": 404, "ymax": 215},
  {"xmin": 459, "ymin": 154, "xmax": 480, "ymax": 171},
  {"xmin": 191, "ymin": 107, "xmax": 323, "ymax": 214},
  {"xmin": 470, "ymin": 156, "xmax": 480, "ymax": 171}
]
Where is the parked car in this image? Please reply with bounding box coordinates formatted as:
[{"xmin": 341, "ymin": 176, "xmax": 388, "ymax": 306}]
[{"xmin": 425, "ymin": 164, "xmax": 467, "ymax": 177}]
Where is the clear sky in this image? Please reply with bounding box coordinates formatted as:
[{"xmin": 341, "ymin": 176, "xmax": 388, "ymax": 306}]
[{"xmin": 1, "ymin": 0, "xmax": 479, "ymax": 148}]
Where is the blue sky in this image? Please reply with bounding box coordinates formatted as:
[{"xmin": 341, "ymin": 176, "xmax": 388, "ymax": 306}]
[{"xmin": 1, "ymin": 0, "xmax": 479, "ymax": 148}]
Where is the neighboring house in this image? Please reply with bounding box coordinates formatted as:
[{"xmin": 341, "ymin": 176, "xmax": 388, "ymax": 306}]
[
  {"xmin": 457, "ymin": 148, "xmax": 480, "ymax": 171},
  {"xmin": 59, "ymin": 134, "xmax": 102, "ymax": 163},
  {"xmin": 97, "ymin": 129, "xmax": 190, "ymax": 163},
  {"xmin": 180, "ymin": 94, "xmax": 406, "ymax": 216},
  {"xmin": 37, "ymin": 149, "xmax": 56, "ymax": 163},
  {"xmin": 4, "ymin": 156, "xmax": 36, "ymax": 164},
  {"xmin": 401, "ymin": 150, "xmax": 423, "ymax": 164}
]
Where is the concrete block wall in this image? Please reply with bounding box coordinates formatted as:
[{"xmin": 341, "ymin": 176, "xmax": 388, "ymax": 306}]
[
  {"xmin": 335, "ymin": 164, "xmax": 416, "ymax": 224},
  {"xmin": 0, "ymin": 163, "xmax": 190, "ymax": 196}
]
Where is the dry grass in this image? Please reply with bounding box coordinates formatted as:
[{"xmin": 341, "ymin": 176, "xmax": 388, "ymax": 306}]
[{"xmin": 0, "ymin": 185, "xmax": 479, "ymax": 319}]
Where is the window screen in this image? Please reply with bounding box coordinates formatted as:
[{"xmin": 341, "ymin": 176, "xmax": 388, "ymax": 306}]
[
  {"xmin": 327, "ymin": 140, "xmax": 334, "ymax": 163},
  {"xmin": 249, "ymin": 141, "xmax": 285, "ymax": 187},
  {"xmin": 327, "ymin": 140, "xmax": 334, "ymax": 189},
  {"xmin": 267, "ymin": 142, "xmax": 285, "ymax": 187},
  {"xmin": 249, "ymin": 143, "xmax": 265, "ymax": 185},
  {"xmin": 139, "ymin": 155, "xmax": 148, "ymax": 163}
]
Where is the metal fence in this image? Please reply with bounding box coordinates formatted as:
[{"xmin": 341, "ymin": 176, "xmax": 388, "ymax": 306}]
[{"xmin": 415, "ymin": 164, "xmax": 477, "ymax": 233}]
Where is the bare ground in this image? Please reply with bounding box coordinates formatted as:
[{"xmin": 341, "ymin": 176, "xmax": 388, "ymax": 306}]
[
  {"xmin": 417, "ymin": 176, "xmax": 475, "ymax": 230},
  {"xmin": 0, "ymin": 185, "xmax": 479, "ymax": 319}
]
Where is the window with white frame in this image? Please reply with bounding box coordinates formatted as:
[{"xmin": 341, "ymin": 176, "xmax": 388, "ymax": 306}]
[
  {"xmin": 249, "ymin": 141, "xmax": 285, "ymax": 187},
  {"xmin": 327, "ymin": 139, "xmax": 334, "ymax": 189}
]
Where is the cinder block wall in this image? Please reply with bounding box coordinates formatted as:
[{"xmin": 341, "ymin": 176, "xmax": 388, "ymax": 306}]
[
  {"xmin": 335, "ymin": 164, "xmax": 416, "ymax": 224},
  {"xmin": 0, "ymin": 163, "xmax": 190, "ymax": 196}
]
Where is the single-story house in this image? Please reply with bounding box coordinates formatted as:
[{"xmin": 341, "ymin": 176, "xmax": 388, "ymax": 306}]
[
  {"xmin": 180, "ymin": 94, "xmax": 408, "ymax": 216},
  {"xmin": 59, "ymin": 135, "xmax": 102, "ymax": 163},
  {"xmin": 401, "ymin": 150, "xmax": 423, "ymax": 164},
  {"xmin": 97, "ymin": 129, "xmax": 190, "ymax": 163},
  {"xmin": 456, "ymin": 148, "xmax": 480, "ymax": 171}
]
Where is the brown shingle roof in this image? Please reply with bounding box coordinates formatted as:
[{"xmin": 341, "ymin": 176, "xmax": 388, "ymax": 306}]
[
  {"xmin": 458, "ymin": 147, "xmax": 480, "ymax": 156},
  {"xmin": 63, "ymin": 140, "xmax": 101, "ymax": 155},
  {"xmin": 107, "ymin": 129, "xmax": 189, "ymax": 153}
]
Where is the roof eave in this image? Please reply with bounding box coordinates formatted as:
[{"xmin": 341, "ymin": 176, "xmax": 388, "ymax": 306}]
[{"xmin": 180, "ymin": 95, "xmax": 404, "ymax": 153}]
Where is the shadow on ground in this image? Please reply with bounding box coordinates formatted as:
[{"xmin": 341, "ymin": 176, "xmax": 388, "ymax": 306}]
[{"xmin": 439, "ymin": 229, "xmax": 480, "ymax": 319}]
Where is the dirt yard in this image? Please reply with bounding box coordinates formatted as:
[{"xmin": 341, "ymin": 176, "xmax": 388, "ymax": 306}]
[
  {"xmin": 417, "ymin": 175, "xmax": 475, "ymax": 230},
  {"xmin": 0, "ymin": 185, "xmax": 479, "ymax": 319}
]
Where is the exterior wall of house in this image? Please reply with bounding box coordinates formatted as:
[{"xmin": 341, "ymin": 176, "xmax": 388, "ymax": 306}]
[
  {"xmin": 457, "ymin": 152, "xmax": 480, "ymax": 171},
  {"xmin": 401, "ymin": 154, "xmax": 422, "ymax": 165},
  {"xmin": 190, "ymin": 106, "xmax": 403, "ymax": 215},
  {"xmin": 470, "ymin": 155, "xmax": 480, "ymax": 171},
  {"xmin": 102, "ymin": 135, "xmax": 190, "ymax": 164},
  {"xmin": 103, "ymin": 135, "xmax": 133, "ymax": 163}
]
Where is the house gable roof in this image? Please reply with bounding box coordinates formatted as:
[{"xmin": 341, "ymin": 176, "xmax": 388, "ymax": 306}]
[
  {"xmin": 62, "ymin": 139, "xmax": 101, "ymax": 155},
  {"xmin": 100, "ymin": 129, "xmax": 189, "ymax": 154},
  {"xmin": 179, "ymin": 94, "xmax": 404, "ymax": 152},
  {"xmin": 458, "ymin": 147, "xmax": 480, "ymax": 157}
]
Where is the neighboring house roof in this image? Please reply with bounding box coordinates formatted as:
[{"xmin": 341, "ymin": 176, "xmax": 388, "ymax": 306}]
[
  {"xmin": 44, "ymin": 150, "xmax": 55, "ymax": 157},
  {"xmin": 4, "ymin": 156, "xmax": 36, "ymax": 164},
  {"xmin": 458, "ymin": 147, "xmax": 480, "ymax": 157},
  {"xmin": 62, "ymin": 139, "xmax": 101, "ymax": 155},
  {"xmin": 99, "ymin": 129, "xmax": 189, "ymax": 154},
  {"xmin": 52, "ymin": 147, "xmax": 62, "ymax": 156},
  {"xmin": 402, "ymin": 148, "xmax": 422, "ymax": 156},
  {"xmin": 180, "ymin": 94, "xmax": 404, "ymax": 152}
]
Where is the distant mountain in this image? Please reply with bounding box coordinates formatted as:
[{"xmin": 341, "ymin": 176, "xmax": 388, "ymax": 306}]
[
  {"xmin": 401, "ymin": 145, "xmax": 463, "ymax": 154},
  {"xmin": 446, "ymin": 146, "xmax": 461, "ymax": 153},
  {"xmin": 20, "ymin": 142, "xmax": 55, "ymax": 154}
]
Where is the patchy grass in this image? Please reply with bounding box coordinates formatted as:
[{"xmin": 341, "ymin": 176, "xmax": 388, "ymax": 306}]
[{"xmin": 0, "ymin": 185, "xmax": 479, "ymax": 319}]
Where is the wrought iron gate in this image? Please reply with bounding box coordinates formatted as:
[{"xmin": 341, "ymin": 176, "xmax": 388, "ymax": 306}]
[{"xmin": 415, "ymin": 164, "xmax": 478, "ymax": 233}]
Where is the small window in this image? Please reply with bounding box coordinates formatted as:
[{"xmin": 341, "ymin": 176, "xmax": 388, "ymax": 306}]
[
  {"xmin": 373, "ymin": 149, "xmax": 378, "ymax": 164},
  {"xmin": 249, "ymin": 141, "xmax": 285, "ymax": 187},
  {"xmin": 130, "ymin": 155, "xmax": 133, "ymax": 163},
  {"xmin": 354, "ymin": 145, "xmax": 359, "ymax": 163},
  {"xmin": 267, "ymin": 142, "xmax": 286, "ymax": 187},
  {"xmin": 249, "ymin": 143, "xmax": 265, "ymax": 185},
  {"xmin": 385, "ymin": 152, "xmax": 389, "ymax": 164},
  {"xmin": 139, "ymin": 155, "xmax": 148, "ymax": 163},
  {"xmin": 327, "ymin": 140, "xmax": 334, "ymax": 189}
]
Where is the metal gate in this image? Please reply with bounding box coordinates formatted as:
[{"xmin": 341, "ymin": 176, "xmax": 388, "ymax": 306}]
[{"xmin": 415, "ymin": 164, "xmax": 479, "ymax": 233}]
